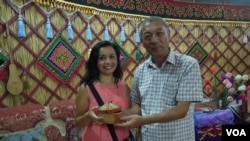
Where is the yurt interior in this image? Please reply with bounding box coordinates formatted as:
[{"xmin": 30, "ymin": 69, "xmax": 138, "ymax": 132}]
[{"xmin": 0, "ymin": 0, "xmax": 249, "ymax": 141}]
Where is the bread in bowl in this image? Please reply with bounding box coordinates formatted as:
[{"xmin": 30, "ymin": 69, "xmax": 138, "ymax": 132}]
[{"xmin": 96, "ymin": 102, "xmax": 121, "ymax": 124}]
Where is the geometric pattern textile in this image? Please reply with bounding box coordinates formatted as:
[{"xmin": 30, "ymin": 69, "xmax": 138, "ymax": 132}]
[
  {"xmin": 185, "ymin": 40, "xmax": 208, "ymax": 65},
  {"xmin": 37, "ymin": 33, "xmax": 84, "ymax": 86},
  {"xmin": 112, "ymin": 39, "xmax": 130, "ymax": 69},
  {"xmin": 0, "ymin": 48, "xmax": 9, "ymax": 80}
]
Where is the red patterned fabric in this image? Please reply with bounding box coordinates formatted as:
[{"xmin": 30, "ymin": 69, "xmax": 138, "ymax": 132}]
[
  {"xmin": 0, "ymin": 104, "xmax": 45, "ymax": 132},
  {"xmin": 0, "ymin": 100, "xmax": 79, "ymax": 141},
  {"xmin": 49, "ymin": 99, "xmax": 76, "ymax": 120}
]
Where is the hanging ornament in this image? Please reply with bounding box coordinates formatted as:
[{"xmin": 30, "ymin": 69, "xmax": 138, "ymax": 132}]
[
  {"xmin": 243, "ymin": 33, "xmax": 248, "ymax": 44},
  {"xmin": 136, "ymin": 47, "xmax": 141, "ymax": 61},
  {"xmin": 120, "ymin": 24, "xmax": 126, "ymax": 42},
  {"xmin": 17, "ymin": 13, "xmax": 26, "ymax": 38},
  {"xmin": 45, "ymin": 18, "xmax": 53, "ymax": 39},
  {"xmin": 67, "ymin": 20, "xmax": 73, "ymax": 40},
  {"xmin": 86, "ymin": 22, "xmax": 92, "ymax": 41},
  {"xmin": 104, "ymin": 25, "xmax": 110, "ymax": 41},
  {"xmin": 135, "ymin": 27, "xmax": 140, "ymax": 43}
]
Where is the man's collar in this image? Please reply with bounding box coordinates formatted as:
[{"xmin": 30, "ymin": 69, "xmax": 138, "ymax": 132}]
[{"xmin": 147, "ymin": 48, "xmax": 176, "ymax": 68}]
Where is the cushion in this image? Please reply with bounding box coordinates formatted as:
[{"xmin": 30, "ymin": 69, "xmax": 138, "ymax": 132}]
[
  {"xmin": 0, "ymin": 126, "xmax": 48, "ymax": 141},
  {"xmin": 49, "ymin": 99, "xmax": 76, "ymax": 120},
  {"xmin": 0, "ymin": 104, "xmax": 45, "ymax": 132},
  {"xmin": 194, "ymin": 109, "xmax": 234, "ymax": 128}
]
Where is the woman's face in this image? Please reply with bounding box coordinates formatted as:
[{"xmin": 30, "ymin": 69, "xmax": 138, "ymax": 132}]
[{"xmin": 97, "ymin": 46, "xmax": 118, "ymax": 76}]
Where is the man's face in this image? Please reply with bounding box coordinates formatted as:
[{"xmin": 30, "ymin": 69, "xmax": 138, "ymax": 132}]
[{"xmin": 140, "ymin": 20, "xmax": 170, "ymax": 57}]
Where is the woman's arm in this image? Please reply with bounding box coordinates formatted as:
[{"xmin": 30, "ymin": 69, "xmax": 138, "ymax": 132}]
[{"xmin": 75, "ymin": 85, "xmax": 103, "ymax": 129}]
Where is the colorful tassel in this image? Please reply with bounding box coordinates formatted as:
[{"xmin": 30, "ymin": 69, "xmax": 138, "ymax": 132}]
[
  {"xmin": 136, "ymin": 47, "xmax": 141, "ymax": 61},
  {"xmin": 135, "ymin": 28, "xmax": 140, "ymax": 43},
  {"xmin": 120, "ymin": 25, "xmax": 125, "ymax": 42},
  {"xmin": 67, "ymin": 20, "xmax": 73, "ymax": 40},
  {"xmin": 86, "ymin": 22, "xmax": 92, "ymax": 41},
  {"xmin": 17, "ymin": 14, "xmax": 26, "ymax": 38},
  {"xmin": 243, "ymin": 33, "xmax": 248, "ymax": 43},
  {"xmin": 45, "ymin": 18, "xmax": 53, "ymax": 39},
  {"xmin": 104, "ymin": 25, "xmax": 110, "ymax": 41}
]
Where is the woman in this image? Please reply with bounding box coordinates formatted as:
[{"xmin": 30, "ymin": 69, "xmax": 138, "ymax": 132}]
[{"xmin": 75, "ymin": 41, "xmax": 131, "ymax": 141}]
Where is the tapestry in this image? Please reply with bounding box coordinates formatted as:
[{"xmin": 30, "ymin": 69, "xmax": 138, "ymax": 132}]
[
  {"xmin": 37, "ymin": 33, "xmax": 84, "ymax": 86},
  {"xmin": 185, "ymin": 41, "xmax": 208, "ymax": 65},
  {"xmin": 0, "ymin": 48, "xmax": 9, "ymax": 80},
  {"xmin": 60, "ymin": 0, "xmax": 250, "ymax": 21},
  {"xmin": 112, "ymin": 39, "xmax": 130, "ymax": 69}
]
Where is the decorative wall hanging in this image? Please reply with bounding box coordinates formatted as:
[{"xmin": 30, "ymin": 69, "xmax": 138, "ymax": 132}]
[
  {"xmin": 135, "ymin": 24, "xmax": 140, "ymax": 43},
  {"xmin": 17, "ymin": 12, "xmax": 26, "ymax": 38},
  {"xmin": 67, "ymin": 20, "xmax": 73, "ymax": 40},
  {"xmin": 136, "ymin": 48, "xmax": 141, "ymax": 61},
  {"xmin": 120, "ymin": 23, "xmax": 126, "ymax": 42},
  {"xmin": 185, "ymin": 40, "xmax": 208, "ymax": 65},
  {"xmin": 0, "ymin": 48, "xmax": 9, "ymax": 80},
  {"xmin": 59, "ymin": 0, "xmax": 250, "ymax": 22},
  {"xmin": 104, "ymin": 25, "xmax": 110, "ymax": 41},
  {"xmin": 112, "ymin": 39, "xmax": 130, "ymax": 69},
  {"xmin": 45, "ymin": 18, "xmax": 53, "ymax": 39},
  {"xmin": 37, "ymin": 33, "xmax": 84, "ymax": 86},
  {"xmin": 86, "ymin": 22, "xmax": 92, "ymax": 41}
]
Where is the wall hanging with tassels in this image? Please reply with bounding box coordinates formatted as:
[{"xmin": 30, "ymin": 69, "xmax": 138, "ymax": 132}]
[
  {"xmin": 135, "ymin": 23, "xmax": 141, "ymax": 61},
  {"xmin": 17, "ymin": 12, "xmax": 26, "ymax": 38},
  {"xmin": 15, "ymin": 1, "xmax": 33, "ymax": 38},
  {"xmin": 135, "ymin": 23, "xmax": 140, "ymax": 43},
  {"xmin": 86, "ymin": 22, "xmax": 92, "ymax": 41},
  {"xmin": 120, "ymin": 22, "xmax": 126, "ymax": 42},
  {"xmin": 136, "ymin": 47, "xmax": 141, "ymax": 61},
  {"xmin": 104, "ymin": 24, "xmax": 110, "ymax": 41},
  {"xmin": 67, "ymin": 20, "xmax": 73, "ymax": 40},
  {"xmin": 45, "ymin": 8, "xmax": 57, "ymax": 39},
  {"xmin": 45, "ymin": 18, "xmax": 53, "ymax": 39}
]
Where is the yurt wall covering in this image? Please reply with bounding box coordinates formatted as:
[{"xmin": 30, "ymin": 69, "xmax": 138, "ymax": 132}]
[{"xmin": 0, "ymin": 0, "xmax": 249, "ymax": 107}]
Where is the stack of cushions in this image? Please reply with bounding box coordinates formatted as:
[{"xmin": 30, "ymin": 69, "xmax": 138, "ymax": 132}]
[
  {"xmin": 0, "ymin": 99, "xmax": 81, "ymax": 141},
  {"xmin": 193, "ymin": 108, "xmax": 235, "ymax": 141}
]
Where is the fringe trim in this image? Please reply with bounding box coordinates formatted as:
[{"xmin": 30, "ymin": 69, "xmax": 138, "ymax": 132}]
[{"xmin": 33, "ymin": 0, "xmax": 250, "ymax": 27}]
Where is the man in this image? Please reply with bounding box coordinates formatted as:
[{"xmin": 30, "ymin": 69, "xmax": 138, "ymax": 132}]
[{"xmin": 117, "ymin": 16, "xmax": 203, "ymax": 141}]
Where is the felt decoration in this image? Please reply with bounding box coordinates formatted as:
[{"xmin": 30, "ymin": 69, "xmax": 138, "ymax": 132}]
[
  {"xmin": 120, "ymin": 25, "xmax": 125, "ymax": 42},
  {"xmin": 37, "ymin": 33, "xmax": 84, "ymax": 86},
  {"xmin": 17, "ymin": 14, "xmax": 26, "ymax": 38},
  {"xmin": 185, "ymin": 40, "xmax": 208, "ymax": 65},
  {"xmin": 135, "ymin": 28, "xmax": 140, "ymax": 43},
  {"xmin": 243, "ymin": 33, "xmax": 248, "ymax": 43},
  {"xmin": 136, "ymin": 47, "xmax": 141, "ymax": 61},
  {"xmin": 86, "ymin": 22, "xmax": 92, "ymax": 41},
  {"xmin": 45, "ymin": 18, "xmax": 53, "ymax": 39},
  {"xmin": 104, "ymin": 25, "xmax": 110, "ymax": 41},
  {"xmin": 112, "ymin": 39, "xmax": 130, "ymax": 69},
  {"xmin": 67, "ymin": 20, "xmax": 73, "ymax": 40}
]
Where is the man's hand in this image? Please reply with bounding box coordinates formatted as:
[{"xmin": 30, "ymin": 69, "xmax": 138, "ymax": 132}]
[{"xmin": 116, "ymin": 115, "xmax": 143, "ymax": 129}]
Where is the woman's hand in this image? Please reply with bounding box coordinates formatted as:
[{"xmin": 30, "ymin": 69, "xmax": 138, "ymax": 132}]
[{"xmin": 88, "ymin": 106, "xmax": 104, "ymax": 124}]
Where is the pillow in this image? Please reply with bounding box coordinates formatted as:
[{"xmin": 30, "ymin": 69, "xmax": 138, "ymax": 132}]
[{"xmin": 0, "ymin": 126, "xmax": 48, "ymax": 141}]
